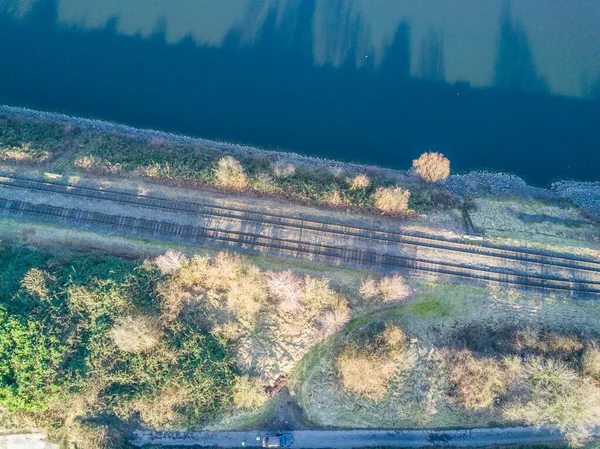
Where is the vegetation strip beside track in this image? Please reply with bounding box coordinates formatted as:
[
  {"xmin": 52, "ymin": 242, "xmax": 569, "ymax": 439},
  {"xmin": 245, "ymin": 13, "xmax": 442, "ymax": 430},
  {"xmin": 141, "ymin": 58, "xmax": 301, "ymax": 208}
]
[
  {"xmin": 1, "ymin": 198, "xmax": 599, "ymax": 295},
  {"xmin": 1, "ymin": 174, "xmax": 600, "ymax": 273}
]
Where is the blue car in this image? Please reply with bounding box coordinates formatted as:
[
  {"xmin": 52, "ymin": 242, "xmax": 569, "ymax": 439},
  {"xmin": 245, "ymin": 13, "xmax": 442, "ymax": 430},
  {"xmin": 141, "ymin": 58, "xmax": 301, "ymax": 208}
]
[{"xmin": 261, "ymin": 432, "xmax": 293, "ymax": 447}]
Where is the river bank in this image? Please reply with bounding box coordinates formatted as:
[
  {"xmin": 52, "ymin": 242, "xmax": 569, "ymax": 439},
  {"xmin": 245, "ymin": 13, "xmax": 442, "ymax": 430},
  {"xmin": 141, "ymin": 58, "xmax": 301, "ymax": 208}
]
[{"xmin": 1, "ymin": 105, "xmax": 599, "ymax": 219}]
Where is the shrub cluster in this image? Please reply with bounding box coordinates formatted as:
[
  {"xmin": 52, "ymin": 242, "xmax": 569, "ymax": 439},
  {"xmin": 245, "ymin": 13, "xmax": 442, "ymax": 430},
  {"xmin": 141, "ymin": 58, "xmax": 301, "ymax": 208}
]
[{"xmin": 336, "ymin": 323, "xmax": 414, "ymax": 401}]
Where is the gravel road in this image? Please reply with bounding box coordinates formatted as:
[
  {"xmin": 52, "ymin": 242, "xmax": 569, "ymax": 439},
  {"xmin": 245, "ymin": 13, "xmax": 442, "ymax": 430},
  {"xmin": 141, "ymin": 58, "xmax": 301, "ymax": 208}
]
[{"xmin": 130, "ymin": 426, "xmax": 568, "ymax": 448}]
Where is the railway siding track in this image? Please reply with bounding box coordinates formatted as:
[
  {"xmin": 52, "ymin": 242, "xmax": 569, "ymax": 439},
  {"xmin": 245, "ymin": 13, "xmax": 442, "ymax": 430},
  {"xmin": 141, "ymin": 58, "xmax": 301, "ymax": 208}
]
[
  {"xmin": 1, "ymin": 198, "xmax": 599, "ymax": 295},
  {"xmin": 0, "ymin": 174, "xmax": 599, "ymax": 274}
]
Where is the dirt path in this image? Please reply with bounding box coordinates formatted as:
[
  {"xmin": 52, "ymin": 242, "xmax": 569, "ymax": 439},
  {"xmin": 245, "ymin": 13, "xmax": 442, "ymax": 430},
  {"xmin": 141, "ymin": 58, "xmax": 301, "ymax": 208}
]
[{"xmin": 130, "ymin": 426, "xmax": 568, "ymax": 448}]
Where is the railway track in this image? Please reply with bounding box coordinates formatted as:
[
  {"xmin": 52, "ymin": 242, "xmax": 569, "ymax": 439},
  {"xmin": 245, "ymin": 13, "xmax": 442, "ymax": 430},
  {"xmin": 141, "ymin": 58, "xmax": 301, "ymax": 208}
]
[
  {"xmin": 0, "ymin": 174, "xmax": 599, "ymax": 276},
  {"xmin": 1, "ymin": 198, "xmax": 599, "ymax": 295}
]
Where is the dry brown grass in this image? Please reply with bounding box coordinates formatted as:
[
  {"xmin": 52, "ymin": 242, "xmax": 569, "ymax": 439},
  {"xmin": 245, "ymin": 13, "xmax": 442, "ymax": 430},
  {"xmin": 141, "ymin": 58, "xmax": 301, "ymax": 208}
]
[
  {"xmin": 445, "ymin": 350, "xmax": 508, "ymax": 411},
  {"xmin": 373, "ymin": 186, "xmax": 411, "ymax": 214},
  {"xmin": 336, "ymin": 324, "xmax": 412, "ymax": 401},
  {"xmin": 336, "ymin": 346, "xmax": 399, "ymax": 401},
  {"xmin": 109, "ymin": 316, "xmax": 160, "ymax": 353},
  {"xmin": 503, "ymin": 357, "xmax": 600, "ymax": 447},
  {"xmin": 20, "ymin": 268, "xmax": 54, "ymax": 299},
  {"xmin": 153, "ymin": 249, "xmax": 186, "ymax": 275},
  {"xmin": 127, "ymin": 383, "xmax": 191, "ymax": 428},
  {"xmin": 412, "ymin": 151, "xmax": 450, "ymax": 183},
  {"xmin": 233, "ymin": 376, "xmax": 269, "ymax": 410},
  {"xmin": 582, "ymin": 344, "xmax": 600, "ymax": 382},
  {"xmin": 214, "ymin": 156, "xmax": 248, "ymax": 190},
  {"xmin": 349, "ymin": 174, "xmax": 370, "ymax": 189}
]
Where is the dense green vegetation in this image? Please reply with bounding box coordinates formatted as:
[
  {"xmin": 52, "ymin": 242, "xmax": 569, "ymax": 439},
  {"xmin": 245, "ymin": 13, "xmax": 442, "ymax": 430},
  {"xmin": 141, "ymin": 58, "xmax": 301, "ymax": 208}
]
[
  {"xmin": 0, "ymin": 114, "xmax": 68, "ymax": 163},
  {"xmin": 0, "ymin": 113, "xmax": 456, "ymax": 213},
  {"xmin": 0, "ymin": 245, "xmax": 237, "ymax": 448}
]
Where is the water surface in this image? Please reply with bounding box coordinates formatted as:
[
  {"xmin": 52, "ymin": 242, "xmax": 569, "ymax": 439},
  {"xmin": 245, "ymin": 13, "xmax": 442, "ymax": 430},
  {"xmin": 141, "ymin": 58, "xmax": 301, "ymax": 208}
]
[{"xmin": 1, "ymin": 0, "xmax": 599, "ymax": 185}]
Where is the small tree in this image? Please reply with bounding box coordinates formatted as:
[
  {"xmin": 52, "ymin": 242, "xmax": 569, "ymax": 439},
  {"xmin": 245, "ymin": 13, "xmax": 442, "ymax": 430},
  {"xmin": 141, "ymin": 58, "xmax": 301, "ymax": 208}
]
[{"xmin": 412, "ymin": 151, "xmax": 450, "ymax": 183}]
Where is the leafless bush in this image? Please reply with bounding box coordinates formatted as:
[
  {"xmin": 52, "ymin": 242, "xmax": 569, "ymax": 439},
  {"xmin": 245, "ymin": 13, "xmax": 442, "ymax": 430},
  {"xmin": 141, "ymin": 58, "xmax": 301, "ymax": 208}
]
[
  {"xmin": 265, "ymin": 270, "xmax": 304, "ymax": 313},
  {"xmin": 177, "ymin": 252, "xmax": 267, "ymax": 323},
  {"xmin": 373, "ymin": 186, "xmax": 411, "ymax": 214},
  {"xmin": 301, "ymin": 275, "xmax": 340, "ymax": 320},
  {"xmin": 359, "ymin": 278, "xmax": 379, "ymax": 300},
  {"xmin": 271, "ymin": 159, "xmax": 296, "ymax": 178},
  {"xmin": 324, "ymin": 188, "xmax": 343, "ymax": 206},
  {"xmin": 214, "ymin": 156, "xmax": 248, "ymax": 190},
  {"xmin": 316, "ymin": 296, "xmax": 350, "ymax": 338},
  {"xmin": 349, "ymin": 174, "xmax": 370, "ymax": 189},
  {"xmin": 359, "ymin": 275, "xmax": 410, "ymax": 302},
  {"xmin": 378, "ymin": 275, "xmax": 411, "ymax": 302},
  {"xmin": 110, "ymin": 316, "xmax": 160, "ymax": 353},
  {"xmin": 252, "ymin": 172, "xmax": 278, "ymax": 193},
  {"xmin": 233, "ymin": 375, "xmax": 269, "ymax": 410},
  {"xmin": 153, "ymin": 250, "xmax": 186, "ymax": 275},
  {"xmin": 412, "ymin": 152, "xmax": 450, "ymax": 183}
]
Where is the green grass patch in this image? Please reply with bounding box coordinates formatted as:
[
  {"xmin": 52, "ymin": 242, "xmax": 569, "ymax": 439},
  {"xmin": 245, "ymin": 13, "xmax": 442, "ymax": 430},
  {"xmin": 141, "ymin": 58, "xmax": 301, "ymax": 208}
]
[{"xmin": 407, "ymin": 297, "xmax": 455, "ymax": 318}]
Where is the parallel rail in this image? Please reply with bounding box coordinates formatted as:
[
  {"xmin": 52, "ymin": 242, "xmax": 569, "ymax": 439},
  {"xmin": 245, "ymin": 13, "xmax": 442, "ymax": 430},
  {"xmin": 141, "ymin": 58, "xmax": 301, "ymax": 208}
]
[
  {"xmin": 1, "ymin": 198, "xmax": 599, "ymax": 295},
  {"xmin": 0, "ymin": 174, "xmax": 599, "ymax": 276}
]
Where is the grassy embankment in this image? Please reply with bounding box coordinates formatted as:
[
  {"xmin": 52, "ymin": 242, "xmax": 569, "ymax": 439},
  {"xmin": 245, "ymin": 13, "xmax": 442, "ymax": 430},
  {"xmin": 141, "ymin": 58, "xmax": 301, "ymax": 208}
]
[
  {"xmin": 292, "ymin": 282, "xmax": 600, "ymax": 447},
  {"xmin": 0, "ymin": 112, "xmax": 455, "ymax": 214},
  {"xmin": 2, "ymin": 230, "xmax": 600, "ymax": 447}
]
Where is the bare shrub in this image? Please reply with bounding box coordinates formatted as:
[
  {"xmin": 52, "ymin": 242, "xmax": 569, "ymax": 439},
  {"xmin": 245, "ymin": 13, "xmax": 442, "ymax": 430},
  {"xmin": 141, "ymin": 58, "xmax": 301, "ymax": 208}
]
[
  {"xmin": 382, "ymin": 324, "xmax": 407, "ymax": 349},
  {"xmin": 233, "ymin": 376, "xmax": 269, "ymax": 410},
  {"xmin": 359, "ymin": 278, "xmax": 379, "ymax": 300},
  {"xmin": 271, "ymin": 160, "xmax": 296, "ymax": 178},
  {"xmin": 252, "ymin": 172, "xmax": 278, "ymax": 193},
  {"xmin": 445, "ymin": 350, "xmax": 508, "ymax": 410},
  {"xmin": 503, "ymin": 357, "xmax": 600, "ymax": 447},
  {"xmin": 324, "ymin": 189, "xmax": 343, "ymax": 206},
  {"xmin": 301, "ymin": 276, "xmax": 340, "ymax": 320},
  {"xmin": 412, "ymin": 152, "xmax": 450, "ymax": 183},
  {"xmin": 378, "ymin": 275, "xmax": 411, "ymax": 302},
  {"xmin": 110, "ymin": 316, "xmax": 160, "ymax": 353},
  {"xmin": 359, "ymin": 275, "xmax": 410, "ymax": 302},
  {"xmin": 373, "ymin": 186, "xmax": 411, "ymax": 214},
  {"xmin": 265, "ymin": 270, "xmax": 304, "ymax": 313},
  {"xmin": 158, "ymin": 280, "xmax": 191, "ymax": 321},
  {"xmin": 153, "ymin": 250, "xmax": 186, "ymax": 275},
  {"xmin": 316, "ymin": 296, "xmax": 350, "ymax": 338},
  {"xmin": 21, "ymin": 268, "xmax": 54, "ymax": 299},
  {"xmin": 214, "ymin": 156, "xmax": 248, "ymax": 190},
  {"xmin": 177, "ymin": 252, "xmax": 266, "ymax": 323},
  {"xmin": 336, "ymin": 347, "xmax": 398, "ymax": 401},
  {"xmin": 349, "ymin": 174, "xmax": 370, "ymax": 189},
  {"xmin": 74, "ymin": 155, "xmax": 97, "ymax": 170}
]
